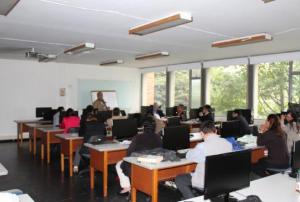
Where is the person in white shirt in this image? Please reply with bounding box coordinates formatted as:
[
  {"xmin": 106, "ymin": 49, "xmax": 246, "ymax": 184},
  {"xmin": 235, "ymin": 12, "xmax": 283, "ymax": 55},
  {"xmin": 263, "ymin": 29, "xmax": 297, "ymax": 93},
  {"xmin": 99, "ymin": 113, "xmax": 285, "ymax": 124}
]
[
  {"xmin": 53, "ymin": 106, "xmax": 64, "ymax": 126},
  {"xmin": 282, "ymin": 112, "xmax": 300, "ymax": 153},
  {"xmin": 175, "ymin": 121, "xmax": 233, "ymax": 199}
]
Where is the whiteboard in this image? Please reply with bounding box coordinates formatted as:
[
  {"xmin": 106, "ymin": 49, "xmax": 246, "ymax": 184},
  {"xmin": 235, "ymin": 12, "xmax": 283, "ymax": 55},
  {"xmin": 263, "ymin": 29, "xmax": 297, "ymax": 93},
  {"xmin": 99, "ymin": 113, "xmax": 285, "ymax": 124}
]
[{"xmin": 91, "ymin": 90, "xmax": 118, "ymax": 109}]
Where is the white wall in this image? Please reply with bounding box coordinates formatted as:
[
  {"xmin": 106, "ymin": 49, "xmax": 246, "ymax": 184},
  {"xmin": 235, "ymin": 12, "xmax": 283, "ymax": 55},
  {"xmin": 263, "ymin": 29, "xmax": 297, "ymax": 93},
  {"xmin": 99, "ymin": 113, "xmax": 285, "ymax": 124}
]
[{"xmin": 0, "ymin": 59, "xmax": 141, "ymax": 140}]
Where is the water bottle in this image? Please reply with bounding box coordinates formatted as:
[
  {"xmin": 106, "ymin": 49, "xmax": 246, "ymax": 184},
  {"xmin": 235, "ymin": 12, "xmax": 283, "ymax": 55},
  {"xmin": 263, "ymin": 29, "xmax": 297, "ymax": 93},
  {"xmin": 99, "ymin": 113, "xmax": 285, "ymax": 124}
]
[{"xmin": 296, "ymin": 170, "xmax": 300, "ymax": 192}]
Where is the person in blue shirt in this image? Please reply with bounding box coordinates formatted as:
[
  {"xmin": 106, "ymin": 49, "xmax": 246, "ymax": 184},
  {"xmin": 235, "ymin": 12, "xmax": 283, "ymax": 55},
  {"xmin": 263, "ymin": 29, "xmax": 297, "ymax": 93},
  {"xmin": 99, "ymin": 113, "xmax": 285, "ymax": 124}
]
[{"xmin": 175, "ymin": 121, "xmax": 233, "ymax": 199}]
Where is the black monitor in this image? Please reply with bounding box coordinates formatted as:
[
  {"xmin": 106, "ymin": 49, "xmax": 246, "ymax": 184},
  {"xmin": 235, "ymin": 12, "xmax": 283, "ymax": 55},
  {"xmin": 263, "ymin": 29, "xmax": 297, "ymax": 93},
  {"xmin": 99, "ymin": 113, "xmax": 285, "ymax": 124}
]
[
  {"xmin": 292, "ymin": 140, "xmax": 300, "ymax": 172},
  {"xmin": 204, "ymin": 150, "xmax": 251, "ymax": 201},
  {"xmin": 120, "ymin": 110, "xmax": 126, "ymax": 116},
  {"xmin": 141, "ymin": 106, "xmax": 149, "ymax": 115},
  {"xmin": 237, "ymin": 109, "xmax": 252, "ymax": 124},
  {"xmin": 226, "ymin": 110, "xmax": 234, "ymax": 121},
  {"xmin": 36, "ymin": 107, "xmax": 52, "ymax": 118},
  {"xmin": 128, "ymin": 113, "xmax": 144, "ymax": 127},
  {"xmin": 112, "ymin": 119, "xmax": 138, "ymax": 140},
  {"xmin": 166, "ymin": 107, "xmax": 176, "ymax": 117},
  {"xmin": 97, "ymin": 111, "xmax": 112, "ymax": 122},
  {"xmin": 288, "ymin": 103, "xmax": 300, "ymax": 120},
  {"xmin": 167, "ymin": 116, "xmax": 181, "ymax": 127},
  {"xmin": 220, "ymin": 121, "xmax": 241, "ymax": 138},
  {"xmin": 189, "ymin": 108, "xmax": 199, "ymax": 119},
  {"xmin": 163, "ymin": 125, "xmax": 190, "ymax": 150}
]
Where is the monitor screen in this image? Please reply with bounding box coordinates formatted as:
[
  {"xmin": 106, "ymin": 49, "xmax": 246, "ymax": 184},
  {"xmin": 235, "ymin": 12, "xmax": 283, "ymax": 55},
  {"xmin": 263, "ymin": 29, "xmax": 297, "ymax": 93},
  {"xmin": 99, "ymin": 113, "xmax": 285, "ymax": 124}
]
[
  {"xmin": 293, "ymin": 140, "xmax": 300, "ymax": 171},
  {"xmin": 36, "ymin": 107, "xmax": 52, "ymax": 118},
  {"xmin": 166, "ymin": 107, "xmax": 175, "ymax": 117},
  {"xmin": 112, "ymin": 119, "xmax": 138, "ymax": 140},
  {"xmin": 167, "ymin": 116, "xmax": 181, "ymax": 127},
  {"xmin": 189, "ymin": 108, "xmax": 199, "ymax": 119},
  {"xmin": 163, "ymin": 125, "xmax": 190, "ymax": 150},
  {"xmin": 204, "ymin": 150, "xmax": 251, "ymax": 200},
  {"xmin": 220, "ymin": 121, "xmax": 241, "ymax": 138},
  {"xmin": 226, "ymin": 110, "xmax": 234, "ymax": 121},
  {"xmin": 141, "ymin": 106, "xmax": 149, "ymax": 115},
  {"xmin": 238, "ymin": 109, "xmax": 252, "ymax": 124}
]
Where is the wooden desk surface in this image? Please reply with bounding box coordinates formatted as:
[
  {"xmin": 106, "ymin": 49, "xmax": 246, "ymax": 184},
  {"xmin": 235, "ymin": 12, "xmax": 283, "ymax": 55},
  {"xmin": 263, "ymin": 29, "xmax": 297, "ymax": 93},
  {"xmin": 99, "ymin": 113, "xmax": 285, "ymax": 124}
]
[
  {"xmin": 84, "ymin": 142, "xmax": 129, "ymax": 152},
  {"xmin": 25, "ymin": 123, "xmax": 53, "ymax": 128},
  {"xmin": 14, "ymin": 119, "xmax": 43, "ymax": 123},
  {"xmin": 56, "ymin": 133, "xmax": 83, "ymax": 140},
  {"xmin": 38, "ymin": 127, "xmax": 64, "ymax": 133}
]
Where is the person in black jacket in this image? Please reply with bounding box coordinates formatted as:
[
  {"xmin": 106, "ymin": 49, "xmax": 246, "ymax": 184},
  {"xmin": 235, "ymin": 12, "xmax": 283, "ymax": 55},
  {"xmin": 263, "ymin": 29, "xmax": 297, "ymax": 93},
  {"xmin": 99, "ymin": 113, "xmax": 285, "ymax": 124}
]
[
  {"xmin": 232, "ymin": 109, "xmax": 251, "ymax": 136},
  {"xmin": 252, "ymin": 114, "xmax": 289, "ymax": 177},
  {"xmin": 199, "ymin": 105, "xmax": 214, "ymax": 122},
  {"xmin": 115, "ymin": 115, "xmax": 162, "ymax": 196}
]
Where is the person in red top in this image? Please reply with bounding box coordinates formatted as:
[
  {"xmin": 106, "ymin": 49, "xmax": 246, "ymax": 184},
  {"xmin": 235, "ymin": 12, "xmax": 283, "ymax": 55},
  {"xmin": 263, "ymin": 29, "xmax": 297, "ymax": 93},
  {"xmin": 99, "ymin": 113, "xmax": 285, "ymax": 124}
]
[{"xmin": 60, "ymin": 108, "xmax": 80, "ymax": 133}]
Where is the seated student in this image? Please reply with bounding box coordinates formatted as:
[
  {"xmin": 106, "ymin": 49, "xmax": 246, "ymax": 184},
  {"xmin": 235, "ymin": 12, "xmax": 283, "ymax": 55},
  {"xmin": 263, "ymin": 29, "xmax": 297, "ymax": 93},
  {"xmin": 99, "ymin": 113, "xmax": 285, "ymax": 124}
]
[
  {"xmin": 115, "ymin": 115, "xmax": 162, "ymax": 196},
  {"xmin": 175, "ymin": 121, "xmax": 233, "ymax": 199},
  {"xmin": 60, "ymin": 108, "xmax": 80, "ymax": 133},
  {"xmin": 176, "ymin": 104, "xmax": 187, "ymax": 121},
  {"xmin": 53, "ymin": 106, "xmax": 64, "ymax": 126},
  {"xmin": 198, "ymin": 104, "xmax": 214, "ymax": 122},
  {"xmin": 152, "ymin": 102, "xmax": 165, "ymax": 118},
  {"xmin": 281, "ymin": 111, "xmax": 300, "ymax": 154},
  {"xmin": 146, "ymin": 107, "xmax": 165, "ymax": 135},
  {"xmin": 232, "ymin": 109, "xmax": 251, "ymax": 136},
  {"xmin": 253, "ymin": 114, "xmax": 289, "ymax": 177},
  {"xmin": 106, "ymin": 107, "xmax": 127, "ymax": 128}
]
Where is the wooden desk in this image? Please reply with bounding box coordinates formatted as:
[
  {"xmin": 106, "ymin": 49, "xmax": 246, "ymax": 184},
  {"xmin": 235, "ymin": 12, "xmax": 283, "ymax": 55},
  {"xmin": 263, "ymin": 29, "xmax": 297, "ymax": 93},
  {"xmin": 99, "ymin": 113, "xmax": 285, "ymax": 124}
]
[
  {"xmin": 85, "ymin": 142, "xmax": 129, "ymax": 197},
  {"xmin": 37, "ymin": 127, "xmax": 64, "ymax": 164},
  {"xmin": 124, "ymin": 157, "xmax": 197, "ymax": 202},
  {"xmin": 27, "ymin": 123, "xmax": 53, "ymax": 155},
  {"xmin": 189, "ymin": 132, "xmax": 203, "ymax": 148},
  {"xmin": 56, "ymin": 134, "xmax": 83, "ymax": 177},
  {"xmin": 14, "ymin": 119, "xmax": 50, "ymax": 145}
]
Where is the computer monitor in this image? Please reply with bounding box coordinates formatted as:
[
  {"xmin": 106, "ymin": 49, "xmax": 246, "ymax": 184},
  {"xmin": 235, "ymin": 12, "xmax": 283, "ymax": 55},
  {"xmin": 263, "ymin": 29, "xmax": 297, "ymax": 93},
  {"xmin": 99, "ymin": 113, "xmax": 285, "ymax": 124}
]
[
  {"xmin": 220, "ymin": 121, "xmax": 241, "ymax": 139},
  {"xmin": 166, "ymin": 107, "xmax": 176, "ymax": 117},
  {"xmin": 288, "ymin": 103, "xmax": 300, "ymax": 120},
  {"xmin": 167, "ymin": 116, "xmax": 181, "ymax": 127},
  {"xmin": 128, "ymin": 113, "xmax": 144, "ymax": 127},
  {"xmin": 204, "ymin": 150, "xmax": 251, "ymax": 201},
  {"xmin": 226, "ymin": 110, "xmax": 234, "ymax": 121},
  {"xmin": 292, "ymin": 140, "xmax": 300, "ymax": 173},
  {"xmin": 163, "ymin": 125, "xmax": 190, "ymax": 150},
  {"xmin": 189, "ymin": 108, "xmax": 199, "ymax": 119},
  {"xmin": 36, "ymin": 107, "xmax": 52, "ymax": 118},
  {"xmin": 97, "ymin": 111, "xmax": 112, "ymax": 122},
  {"xmin": 236, "ymin": 109, "xmax": 252, "ymax": 124},
  {"xmin": 120, "ymin": 110, "xmax": 126, "ymax": 116},
  {"xmin": 141, "ymin": 106, "xmax": 149, "ymax": 115},
  {"xmin": 112, "ymin": 119, "xmax": 138, "ymax": 140}
]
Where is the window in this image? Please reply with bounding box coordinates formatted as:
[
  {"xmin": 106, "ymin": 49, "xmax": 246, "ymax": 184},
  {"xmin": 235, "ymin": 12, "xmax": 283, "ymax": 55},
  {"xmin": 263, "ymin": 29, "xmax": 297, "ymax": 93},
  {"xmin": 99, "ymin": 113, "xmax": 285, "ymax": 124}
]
[
  {"xmin": 170, "ymin": 70, "xmax": 190, "ymax": 108},
  {"xmin": 191, "ymin": 69, "xmax": 201, "ymax": 108},
  {"xmin": 292, "ymin": 61, "xmax": 300, "ymax": 71},
  {"xmin": 208, "ymin": 65, "xmax": 247, "ymax": 116},
  {"xmin": 257, "ymin": 62, "xmax": 289, "ymax": 118},
  {"xmin": 142, "ymin": 71, "xmax": 167, "ymax": 109},
  {"xmin": 291, "ymin": 61, "xmax": 300, "ymax": 103}
]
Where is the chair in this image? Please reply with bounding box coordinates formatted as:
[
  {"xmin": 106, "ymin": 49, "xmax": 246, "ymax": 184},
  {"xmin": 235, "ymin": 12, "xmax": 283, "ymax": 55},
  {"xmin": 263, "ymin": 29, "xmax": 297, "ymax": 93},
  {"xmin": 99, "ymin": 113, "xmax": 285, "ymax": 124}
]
[{"xmin": 167, "ymin": 117, "xmax": 181, "ymax": 127}]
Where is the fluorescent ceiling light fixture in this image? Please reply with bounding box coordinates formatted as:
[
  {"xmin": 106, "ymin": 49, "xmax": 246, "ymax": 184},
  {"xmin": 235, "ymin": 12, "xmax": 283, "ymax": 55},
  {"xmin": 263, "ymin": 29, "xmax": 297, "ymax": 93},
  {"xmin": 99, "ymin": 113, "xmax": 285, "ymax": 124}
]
[
  {"xmin": 262, "ymin": 0, "xmax": 275, "ymax": 3},
  {"xmin": 100, "ymin": 59, "xmax": 124, "ymax": 66},
  {"xmin": 212, "ymin": 33, "xmax": 272, "ymax": 48},
  {"xmin": 38, "ymin": 54, "xmax": 57, "ymax": 62},
  {"xmin": 0, "ymin": 0, "xmax": 20, "ymax": 16},
  {"xmin": 135, "ymin": 51, "xmax": 169, "ymax": 60},
  {"xmin": 129, "ymin": 12, "xmax": 193, "ymax": 36},
  {"xmin": 64, "ymin": 43, "xmax": 95, "ymax": 55}
]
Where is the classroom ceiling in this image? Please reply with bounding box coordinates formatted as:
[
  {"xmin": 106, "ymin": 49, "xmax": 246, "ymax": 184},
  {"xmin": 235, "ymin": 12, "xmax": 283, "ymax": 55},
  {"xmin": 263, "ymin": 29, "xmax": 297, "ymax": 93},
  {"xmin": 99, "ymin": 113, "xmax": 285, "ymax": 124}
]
[{"xmin": 0, "ymin": 0, "xmax": 300, "ymax": 68}]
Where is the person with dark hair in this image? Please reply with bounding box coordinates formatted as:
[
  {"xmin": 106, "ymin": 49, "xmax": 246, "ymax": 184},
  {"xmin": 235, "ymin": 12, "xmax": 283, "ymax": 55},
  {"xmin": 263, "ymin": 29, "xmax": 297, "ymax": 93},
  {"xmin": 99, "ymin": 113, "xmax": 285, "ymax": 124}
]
[
  {"xmin": 107, "ymin": 107, "xmax": 127, "ymax": 128},
  {"xmin": 253, "ymin": 114, "xmax": 289, "ymax": 177},
  {"xmin": 175, "ymin": 121, "xmax": 232, "ymax": 199},
  {"xmin": 115, "ymin": 115, "xmax": 162, "ymax": 196},
  {"xmin": 282, "ymin": 111, "xmax": 300, "ymax": 153},
  {"xmin": 199, "ymin": 104, "xmax": 214, "ymax": 122},
  {"xmin": 53, "ymin": 106, "xmax": 64, "ymax": 126},
  {"xmin": 60, "ymin": 108, "xmax": 80, "ymax": 133},
  {"xmin": 176, "ymin": 104, "xmax": 187, "ymax": 121},
  {"xmin": 232, "ymin": 109, "xmax": 251, "ymax": 136}
]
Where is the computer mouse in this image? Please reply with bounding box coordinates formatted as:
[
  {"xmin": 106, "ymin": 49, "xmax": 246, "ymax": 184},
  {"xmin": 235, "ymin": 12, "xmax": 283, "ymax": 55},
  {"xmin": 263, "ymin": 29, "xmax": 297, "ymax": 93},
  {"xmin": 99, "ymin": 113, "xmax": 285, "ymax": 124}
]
[{"xmin": 246, "ymin": 195, "xmax": 262, "ymax": 202}]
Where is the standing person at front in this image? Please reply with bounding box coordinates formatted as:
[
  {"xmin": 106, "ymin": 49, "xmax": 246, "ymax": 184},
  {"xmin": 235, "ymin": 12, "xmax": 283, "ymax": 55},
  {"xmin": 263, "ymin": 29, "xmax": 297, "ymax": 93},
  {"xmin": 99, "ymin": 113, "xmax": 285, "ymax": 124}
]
[
  {"xmin": 253, "ymin": 114, "xmax": 289, "ymax": 177},
  {"xmin": 93, "ymin": 91, "xmax": 109, "ymax": 111},
  {"xmin": 175, "ymin": 121, "xmax": 233, "ymax": 200}
]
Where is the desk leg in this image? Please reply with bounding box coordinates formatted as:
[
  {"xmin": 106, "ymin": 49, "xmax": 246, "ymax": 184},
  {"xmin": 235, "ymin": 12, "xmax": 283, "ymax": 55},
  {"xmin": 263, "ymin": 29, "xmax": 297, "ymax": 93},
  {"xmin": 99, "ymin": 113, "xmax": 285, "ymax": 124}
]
[
  {"xmin": 151, "ymin": 170, "xmax": 159, "ymax": 202},
  {"xmin": 33, "ymin": 129, "xmax": 37, "ymax": 155},
  {"xmin": 61, "ymin": 153, "xmax": 64, "ymax": 173},
  {"xmin": 131, "ymin": 187, "xmax": 137, "ymax": 202},
  {"xmin": 29, "ymin": 135, "xmax": 32, "ymax": 153},
  {"xmin": 20, "ymin": 123, "xmax": 23, "ymax": 144},
  {"xmin": 46, "ymin": 133, "xmax": 51, "ymax": 164},
  {"xmin": 90, "ymin": 166, "xmax": 95, "ymax": 189},
  {"xmin": 41, "ymin": 144, "xmax": 44, "ymax": 160},
  {"xmin": 69, "ymin": 141, "xmax": 73, "ymax": 177},
  {"xmin": 103, "ymin": 152, "xmax": 108, "ymax": 197}
]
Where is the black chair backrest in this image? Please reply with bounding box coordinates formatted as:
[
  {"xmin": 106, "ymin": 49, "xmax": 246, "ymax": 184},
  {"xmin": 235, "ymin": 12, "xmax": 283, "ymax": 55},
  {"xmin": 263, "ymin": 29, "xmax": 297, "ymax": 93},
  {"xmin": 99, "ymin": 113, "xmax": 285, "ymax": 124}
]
[
  {"xmin": 67, "ymin": 127, "xmax": 80, "ymax": 133},
  {"xmin": 167, "ymin": 116, "xmax": 181, "ymax": 127},
  {"xmin": 163, "ymin": 125, "xmax": 190, "ymax": 150},
  {"xmin": 80, "ymin": 121, "xmax": 107, "ymax": 142},
  {"xmin": 166, "ymin": 107, "xmax": 176, "ymax": 117}
]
